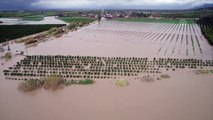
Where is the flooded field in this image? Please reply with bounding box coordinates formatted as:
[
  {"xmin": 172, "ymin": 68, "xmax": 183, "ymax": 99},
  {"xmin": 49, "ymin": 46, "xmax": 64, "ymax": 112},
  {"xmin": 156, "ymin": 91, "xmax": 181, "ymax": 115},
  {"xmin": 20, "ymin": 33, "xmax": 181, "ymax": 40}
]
[
  {"xmin": 22, "ymin": 21, "xmax": 213, "ymax": 59},
  {"xmin": 0, "ymin": 18, "xmax": 29, "ymax": 25},
  {"xmin": 0, "ymin": 16, "xmax": 67, "ymax": 25},
  {"xmin": 26, "ymin": 16, "xmax": 68, "ymax": 25},
  {"xmin": 0, "ymin": 21, "xmax": 213, "ymax": 120}
]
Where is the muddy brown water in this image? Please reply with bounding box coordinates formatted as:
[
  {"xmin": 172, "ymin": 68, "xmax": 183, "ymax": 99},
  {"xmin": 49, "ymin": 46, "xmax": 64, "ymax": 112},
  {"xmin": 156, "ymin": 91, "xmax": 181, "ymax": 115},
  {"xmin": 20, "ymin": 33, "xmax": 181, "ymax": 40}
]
[
  {"xmin": 0, "ymin": 21, "xmax": 213, "ymax": 120},
  {"xmin": 0, "ymin": 16, "xmax": 68, "ymax": 25}
]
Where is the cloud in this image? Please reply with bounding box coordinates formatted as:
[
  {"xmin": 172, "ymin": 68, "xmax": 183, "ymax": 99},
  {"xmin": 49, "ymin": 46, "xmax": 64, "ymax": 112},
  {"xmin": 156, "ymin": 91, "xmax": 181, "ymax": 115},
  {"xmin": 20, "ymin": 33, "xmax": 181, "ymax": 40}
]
[
  {"xmin": 0, "ymin": 0, "xmax": 213, "ymax": 10},
  {"xmin": 0, "ymin": 0, "xmax": 37, "ymax": 10},
  {"xmin": 32, "ymin": 0, "xmax": 95, "ymax": 9},
  {"xmin": 31, "ymin": 0, "xmax": 213, "ymax": 9}
]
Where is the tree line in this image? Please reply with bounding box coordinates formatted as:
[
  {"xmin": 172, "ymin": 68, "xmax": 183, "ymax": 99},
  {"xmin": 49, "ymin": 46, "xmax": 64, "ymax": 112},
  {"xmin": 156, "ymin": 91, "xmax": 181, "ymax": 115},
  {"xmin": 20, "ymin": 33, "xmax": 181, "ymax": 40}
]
[
  {"xmin": 196, "ymin": 16, "xmax": 213, "ymax": 45},
  {"xmin": 0, "ymin": 24, "xmax": 66, "ymax": 43}
]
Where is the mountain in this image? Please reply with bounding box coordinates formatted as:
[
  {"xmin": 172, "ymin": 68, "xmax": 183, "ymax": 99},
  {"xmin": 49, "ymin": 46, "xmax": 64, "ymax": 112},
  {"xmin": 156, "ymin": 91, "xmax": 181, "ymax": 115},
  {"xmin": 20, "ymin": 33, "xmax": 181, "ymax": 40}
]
[{"xmin": 193, "ymin": 4, "xmax": 213, "ymax": 10}]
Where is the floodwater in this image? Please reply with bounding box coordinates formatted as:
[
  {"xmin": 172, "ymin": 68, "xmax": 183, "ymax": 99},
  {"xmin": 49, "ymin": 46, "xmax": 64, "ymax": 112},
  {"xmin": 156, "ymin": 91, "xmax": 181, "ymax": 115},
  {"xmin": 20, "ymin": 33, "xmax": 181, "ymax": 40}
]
[
  {"xmin": 26, "ymin": 16, "xmax": 68, "ymax": 25},
  {"xmin": 0, "ymin": 16, "xmax": 67, "ymax": 25},
  {"xmin": 0, "ymin": 18, "xmax": 29, "ymax": 25},
  {"xmin": 0, "ymin": 21, "xmax": 213, "ymax": 120},
  {"xmin": 23, "ymin": 21, "xmax": 213, "ymax": 59}
]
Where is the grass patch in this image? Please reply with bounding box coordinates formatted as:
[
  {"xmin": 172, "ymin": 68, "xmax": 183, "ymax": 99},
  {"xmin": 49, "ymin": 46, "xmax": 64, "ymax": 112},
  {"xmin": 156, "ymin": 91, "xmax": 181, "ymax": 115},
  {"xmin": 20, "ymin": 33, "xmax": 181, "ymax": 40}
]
[
  {"xmin": 43, "ymin": 74, "xmax": 64, "ymax": 90},
  {"xmin": 195, "ymin": 69, "xmax": 213, "ymax": 74},
  {"xmin": 116, "ymin": 79, "xmax": 129, "ymax": 87},
  {"xmin": 64, "ymin": 79, "xmax": 95, "ymax": 86},
  {"xmin": 59, "ymin": 17, "xmax": 95, "ymax": 24},
  {"xmin": 3, "ymin": 52, "xmax": 12, "ymax": 60},
  {"xmin": 79, "ymin": 79, "xmax": 95, "ymax": 85},
  {"xmin": 160, "ymin": 74, "xmax": 170, "ymax": 79},
  {"xmin": 21, "ymin": 15, "xmax": 45, "ymax": 21},
  {"xmin": 18, "ymin": 75, "xmax": 95, "ymax": 92},
  {"xmin": 19, "ymin": 79, "xmax": 42, "ymax": 92}
]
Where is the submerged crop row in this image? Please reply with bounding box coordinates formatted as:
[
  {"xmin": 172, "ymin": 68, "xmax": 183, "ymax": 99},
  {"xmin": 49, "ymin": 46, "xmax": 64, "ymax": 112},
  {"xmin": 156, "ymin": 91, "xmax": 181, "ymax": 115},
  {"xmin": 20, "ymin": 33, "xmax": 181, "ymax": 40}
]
[{"xmin": 3, "ymin": 55, "xmax": 213, "ymax": 81}]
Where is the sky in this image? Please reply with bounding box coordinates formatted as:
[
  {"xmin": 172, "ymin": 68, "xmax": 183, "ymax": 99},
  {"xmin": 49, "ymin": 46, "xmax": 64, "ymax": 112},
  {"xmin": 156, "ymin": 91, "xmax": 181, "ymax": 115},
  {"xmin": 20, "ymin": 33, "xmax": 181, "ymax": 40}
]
[{"xmin": 0, "ymin": 0, "xmax": 212, "ymax": 10}]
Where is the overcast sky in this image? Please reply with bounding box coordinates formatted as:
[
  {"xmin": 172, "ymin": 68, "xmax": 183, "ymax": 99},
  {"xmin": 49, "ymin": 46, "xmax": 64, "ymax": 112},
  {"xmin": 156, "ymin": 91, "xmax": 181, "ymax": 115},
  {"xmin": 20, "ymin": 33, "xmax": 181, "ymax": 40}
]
[{"xmin": 0, "ymin": 0, "xmax": 212, "ymax": 10}]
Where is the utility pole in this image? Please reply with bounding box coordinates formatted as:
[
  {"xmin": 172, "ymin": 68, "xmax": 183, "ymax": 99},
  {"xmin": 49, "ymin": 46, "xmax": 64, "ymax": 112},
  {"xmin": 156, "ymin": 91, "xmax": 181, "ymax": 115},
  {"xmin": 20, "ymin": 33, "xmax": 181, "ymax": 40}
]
[
  {"xmin": 25, "ymin": 46, "xmax": 28, "ymax": 55},
  {"xmin": 101, "ymin": 7, "xmax": 104, "ymax": 19},
  {"xmin": 7, "ymin": 39, "xmax": 10, "ymax": 51}
]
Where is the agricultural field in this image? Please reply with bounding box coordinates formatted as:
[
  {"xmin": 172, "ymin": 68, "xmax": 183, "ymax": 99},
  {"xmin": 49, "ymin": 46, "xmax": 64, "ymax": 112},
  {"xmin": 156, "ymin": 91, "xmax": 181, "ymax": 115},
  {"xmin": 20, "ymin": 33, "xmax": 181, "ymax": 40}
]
[
  {"xmin": 1, "ymin": 19, "xmax": 212, "ymax": 84},
  {"xmin": 21, "ymin": 14, "xmax": 45, "ymax": 21},
  {"xmin": 1, "ymin": 17, "xmax": 213, "ymax": 120},
  {"xmin": 59, "ymin": 17, "xmax": 95, "ymax": 24},
  {"xmin": 196, "ymin": 16, "xmax": 213, "ymax": 45},
  {"xmin": 3, "ymin": 20, "xmax": 213, "ymax": 81},
  {"xmin": 159, "ymin": 11, "xmax": 213, "ymax": 18},
  {"xmin": 59, "ymin": 20, "xmax": 210, "ymax": 59},
  {"xmin": 0, "ymin": 24, "xmax": 66, "ymax": 43},
  {"xmin": 4, "ymin": 55, "xmax": 213, "ymax": 81}
]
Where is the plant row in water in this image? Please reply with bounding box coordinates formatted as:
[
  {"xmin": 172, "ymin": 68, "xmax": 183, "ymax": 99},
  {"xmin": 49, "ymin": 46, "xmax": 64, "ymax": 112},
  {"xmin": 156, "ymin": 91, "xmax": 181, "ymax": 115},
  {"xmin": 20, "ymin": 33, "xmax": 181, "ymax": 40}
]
[
  {"xmin": 19, "ymin": 74, "xmax": 94, "ymax": 92},
  {"xmin": 3, "ymin": 55, "xmax": 213, "ymax": 81}
]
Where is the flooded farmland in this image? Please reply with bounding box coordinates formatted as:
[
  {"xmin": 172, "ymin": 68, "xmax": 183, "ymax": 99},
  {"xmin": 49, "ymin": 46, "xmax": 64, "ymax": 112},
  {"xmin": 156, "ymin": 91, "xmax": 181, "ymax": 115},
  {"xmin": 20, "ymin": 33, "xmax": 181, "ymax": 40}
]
[
  {"xmin": 0, "ymin": 16, "xmax": 68, "ymax": 25},
  {"xmin": 0, "ymin": 21, "xmax": 213, "ymax": 120}
]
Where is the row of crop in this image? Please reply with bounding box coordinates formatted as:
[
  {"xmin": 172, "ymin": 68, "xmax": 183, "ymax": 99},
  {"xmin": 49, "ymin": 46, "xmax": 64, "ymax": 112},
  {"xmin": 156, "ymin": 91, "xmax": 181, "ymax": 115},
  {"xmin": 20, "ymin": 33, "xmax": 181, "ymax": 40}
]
[
  {"xmin": 4, "ymin": 55, "xmax": 213, "ymax": 81},
  {"xmin": 0, "ymin": 24, "xmax": 66, "ymax": 43}
]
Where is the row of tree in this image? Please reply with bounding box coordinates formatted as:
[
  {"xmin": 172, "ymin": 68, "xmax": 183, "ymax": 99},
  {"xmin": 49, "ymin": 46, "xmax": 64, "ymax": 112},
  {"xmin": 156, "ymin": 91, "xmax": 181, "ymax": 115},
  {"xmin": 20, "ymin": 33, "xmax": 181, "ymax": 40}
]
[
  {"xmin": 196, "ymin": 16, "xmax": 213, "ymax": 45},
  {"xmin": 0, "ymin": 24, "xmax": 66, "ymax": 43}
]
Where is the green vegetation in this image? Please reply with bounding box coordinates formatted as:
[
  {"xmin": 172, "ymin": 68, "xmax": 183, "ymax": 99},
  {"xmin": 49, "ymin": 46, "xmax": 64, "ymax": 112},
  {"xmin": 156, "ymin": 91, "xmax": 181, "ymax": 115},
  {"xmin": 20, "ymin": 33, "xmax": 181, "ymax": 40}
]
[
  {"xmin": 4, "ymin": 56, "xmax": 213, "ymax": 81},
  {"xmin": 59, "ymin": 17, "xmax": 95, "ymax": 31},
  {"xmin": 79, "ymin": 79, "xmax": 95, "ymax": 85},
  {"xmin": 67, "ymin": 23, "xmax": 78, "ymax": 30},
  {"xmin": 59, "ymin": 17, "xmax": 95, "ymax": 25},
  {"xmin": 0, "ymin": 12, "xmax": 35, "ymax": 18},
  {"xmin": 64, "ymin": 79, "xmax": 95, "ymax": 86},
  {"xmin": 18, "ymin": 75, "xmax": 64, "ymax": 92},
  {"xmin": 3, "ymin": 52, "xmax": 12, "ymax": 60},
  {"xmin": 203, "ymin": 28, "xmax": 213, "ymax": 45},
  {"xmin": 195, "ymin": 69, "xmax": 213, "ymax": 74},
  {"xmin": 21, "ymin": 15, "xmax": 45, "ymax": 21},
  {"xmin": 17, "ymin": 74, "xmax": 95, "ymax": 92},
  {"xmin": 16, "ymin": 27, "xmax": 67, "ymax": 44},
  {"xmin": 0, "ymin": 24, "xmax": 65, "ymax": 43},
  {"xmin": 43, "ymin": 74, "xmax": 64, "ymax": 90},
  {"xmin": 0, "ymin": 13, "xmax": 44, "ymax": 21},
  {"xmin": 0, "ymin": 11, "xmax": 83, "ymax": 19},
  {"xmin": 0, "ymin": 11, "xmax": 59, "ymax": 20},
  {"xmin": 19, "ymin": 79, "xmax": 42, "ymax": 92},
  {"xmin": 160, "ymin": 74, "xmax": 170, "ymax": 79},
  {"xmin": 158, "ymin": 11, "xmax": 213, "ymax": 18},
  {"xmin": 23, "ymin": 38, "xmax": 38, "ymax": 45},
  {"xmin": 116, "ymin": 79, "xmax": 129, "ymax": 87},
  {"xmin": 114, "ymin": 18, "xmax": 195, "ymax": 24},
  {"xmin": 196, "ymin": 16, "xmax": 213, "ymax": 45}
]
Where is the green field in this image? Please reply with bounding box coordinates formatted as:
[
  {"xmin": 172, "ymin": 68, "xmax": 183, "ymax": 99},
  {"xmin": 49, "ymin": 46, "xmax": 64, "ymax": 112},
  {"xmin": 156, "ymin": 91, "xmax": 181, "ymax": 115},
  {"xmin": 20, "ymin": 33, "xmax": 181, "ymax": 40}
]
[
  {"xmin": 159, "ymin": 11, "xmax": 213, "ymax": 18},
  {"xmin": 21, "ymin": 15, "xmax": 45, "ymax": 21},
  {"xmin": 0, "ymin": 24, "xmax": 66, "ymax": 43},
  {"xmin": 196, "ymin": 17, "xmax": 213, "ymax": 45},
  {"xmin": 0, "ymin": 11, "xmax": 61, "ymax": 21},
  {"xmin": 59, "ymin": 17, "xmax": 95, "ymax": 24},
  {"xmin": 114, "ymin": 18, "xmax": 195, "ymax": 24}
]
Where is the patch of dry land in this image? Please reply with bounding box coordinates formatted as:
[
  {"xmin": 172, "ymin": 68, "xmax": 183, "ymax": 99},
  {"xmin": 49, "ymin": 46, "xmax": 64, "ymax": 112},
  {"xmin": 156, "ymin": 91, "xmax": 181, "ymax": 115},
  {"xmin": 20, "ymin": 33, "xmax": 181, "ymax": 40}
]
[{"xmin": 0, "ymin": 20, "xmax": 213, "ymax": 120}]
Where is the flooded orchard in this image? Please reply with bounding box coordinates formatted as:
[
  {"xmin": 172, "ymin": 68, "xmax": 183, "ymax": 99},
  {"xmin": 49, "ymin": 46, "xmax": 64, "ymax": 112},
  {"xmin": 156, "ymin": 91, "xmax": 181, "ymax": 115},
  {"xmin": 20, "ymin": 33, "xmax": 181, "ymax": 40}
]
[{"xmin": 0, "ymin": 21, "xmax": 213, "ymax": 120}]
